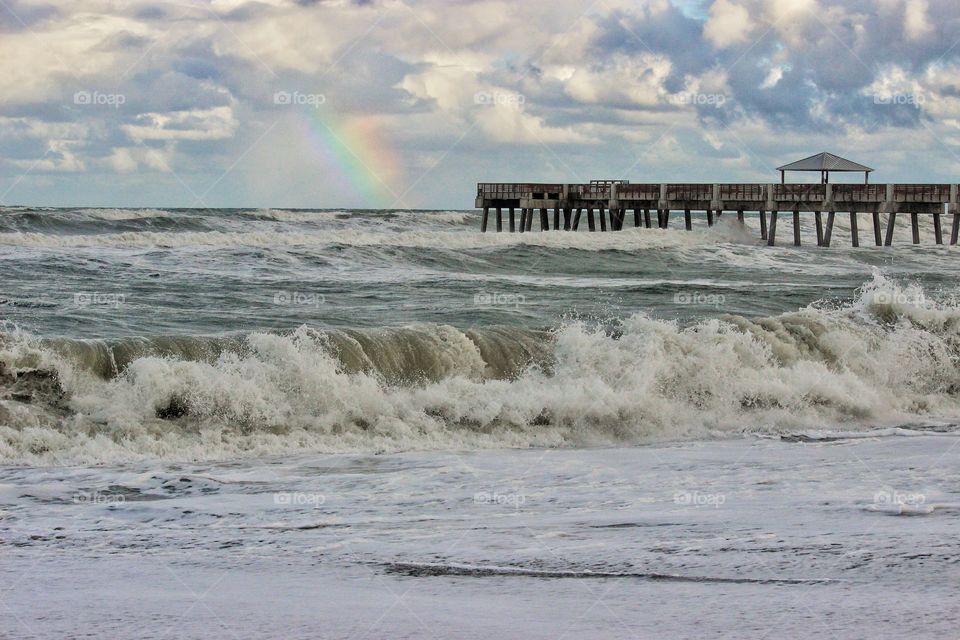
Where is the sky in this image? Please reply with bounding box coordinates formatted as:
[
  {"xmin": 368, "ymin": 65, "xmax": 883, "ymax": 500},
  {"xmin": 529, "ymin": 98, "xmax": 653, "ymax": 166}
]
[{"xmin": 1, "ymin": 0, "xmax": 959, "ymax": 209}]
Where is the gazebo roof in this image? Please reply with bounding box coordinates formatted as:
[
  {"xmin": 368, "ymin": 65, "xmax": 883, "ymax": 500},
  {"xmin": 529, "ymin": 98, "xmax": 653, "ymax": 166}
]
[{"xmin": 777, "ymin": 152, "xmax": 873, "ymax": 173}]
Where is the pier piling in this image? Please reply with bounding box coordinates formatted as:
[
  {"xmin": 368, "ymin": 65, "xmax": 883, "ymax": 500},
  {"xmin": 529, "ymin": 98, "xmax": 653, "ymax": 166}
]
[
  {"xmin": 768, "ymin": 211, "xmax": 778, "ymax": 246},
  {"xmin": 850, "ymin": 212, "xmax": 859, "ymax": 248},
  {"xmin": 815, "ymin": 211, "xmax": 823, "ymax": 246},
  {"xmin": 793, "ymin": 209, "xmax": 801, "ymax": 246},
  {"xmin": 824, "ymin": 212, "xmax": 835, "ymax": 247},
  {"xmin": 509, "ymin": 207, "xmax": 516, "ymax": 232},
  {"xmin": 573, "ymin": 208, "xmax": 582, "ymax": 230},
  {"xmin": 662, "ymin": 209, "xmax": 671, "ymax": 228},
  {"xmin": 760, "ymin": 210, "xmax": 767, "ymax": 240},
  {"xmin": 706, "ymin": 208, "xmax": 714, "ymax": 227},
  {"xmin": 496, "ymin": 207, "xmax": 502, "ymax": 232},
  {"xmin": 911, "ymin": 213, "xmax": 920, "ymax": 244},
  {"xmin": 934, "ymin": 212, "xmax": 943, "ymax": 244},
  {"xmin": 952, "ymin": 212, "xmax": 959, "ymax": 245},
  {"xmin": 481, "ymin": 206, "xmax": 489, "ymax": 232},
  {"xmin": 685, "ymin": 208, "xmax": 692, "ymax": 231},
  {"xmin": 644, "ymin": 209, "xmax": 651, "ymax": 228},
  {"xmin": 633, "ymin": 208, "xmax": 641, "ymax": 228},
  {"xmin": 884, "ymin": 213, "xmax": 896, "ymax": 246},
  {"xmin": 872, "ymin": 212, "xmax": 882, "ymax": 246},
  {"xmin": 587, "ymin": 207, "xmax": 596, "ymax": 232},
  {"xmin": 599, "ymin": 206, "xmax": 607, "ymax": 232}
]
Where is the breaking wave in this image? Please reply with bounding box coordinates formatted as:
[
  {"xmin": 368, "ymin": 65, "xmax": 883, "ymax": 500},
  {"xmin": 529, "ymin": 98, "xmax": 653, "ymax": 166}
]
[{"xmin": 1, "ymin": 274, "xmax": 959, "ymax": 465}]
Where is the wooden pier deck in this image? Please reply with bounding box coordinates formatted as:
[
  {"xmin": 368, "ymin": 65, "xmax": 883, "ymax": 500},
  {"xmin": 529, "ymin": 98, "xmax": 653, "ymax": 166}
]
[{"xmin": 475, "ymin": 181, "xmax": 960, "ymax": 246}]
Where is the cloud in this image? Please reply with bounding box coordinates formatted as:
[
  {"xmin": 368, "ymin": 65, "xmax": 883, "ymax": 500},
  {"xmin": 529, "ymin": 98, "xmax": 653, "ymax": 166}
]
[
  {"xmin": 704, "ymin": 0, "xmax": 756, "ymax": 48},
  {"xmin": 121, "ymin": 106, "xmax": 238, "ymax": 141}
]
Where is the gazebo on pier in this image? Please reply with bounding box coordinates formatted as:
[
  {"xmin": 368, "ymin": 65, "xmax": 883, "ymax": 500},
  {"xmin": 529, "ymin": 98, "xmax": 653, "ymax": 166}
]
[{"xmin": 777, "ymin": 152, "xmax": 873, "ymax": 184}]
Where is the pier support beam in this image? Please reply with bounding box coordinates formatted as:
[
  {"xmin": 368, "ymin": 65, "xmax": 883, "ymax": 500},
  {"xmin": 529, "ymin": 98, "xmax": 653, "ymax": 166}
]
[
  {"xmin": 553, "ymin": 207, "xmax": 560, "ymax": 231},
  {"xmin": 540, "ymin": 208, "xmax": 549, "ymax": 231},
  {"xmin": 518, "ymin": 208, "xmax": 526, "ymax": 233},
  {"xmin": 824, "ymin": 212, "xmax": 835, "ymax": 247},
  {"xmin": 706, "ymin": 208, "xmax": 714, "ymax": 227},
  {"xmin": 793, "ymin": 209, "xmax": 801, "ymax": 246},
  {"xmin": 573, "ymin": 208, "xmax": 582, "ymax": 231},
  {"xmin": 767, "ymin": 211, "xmax": 778, "ymax": 246},
  {"xmin": 563, "ymin": 208, "xmax": 572, "ymax": 231},
  {"xmin": 526, "ymin": 208, "xmax": 533, "ymax": 232},
  {"xmin": 884, "ymin": 213, "xmax": 896, "ymax": 246},
  {"xmin": 872, "ymin": 212, "xmax": 882, "ymax": 246},
  {"xmin": 850, "ymin": 212, "xmax": 859, "ymax": 248},
  {"xmin": 934, "ymin": 212, "xmax": 943, "ymax": 244},
  {"xmin": 685, "ymin": 208, "xmax": 692, "ymax": 231},
  {"xmin": 599, "ymin": 206, "xmax": 607, "ymax": 232},
  {"xmin": 911, "ymin": 212, "xmax": 920, "ymax": 244},
  {"xmin": 759, "ymin": 210, "xmax": 767, "ymax": 240},
  {"xmin": 633, "ymin": 209, "xmax": 641, "ymax": 228},
  {"xmin": 587, "ymin": 207, "xmax": 596, "ymax": 232},
  {"xmin": 644, "ymin": 209, "xmax": 651, "ymax": 229},
  {"xmin": 496, "ymin": 207, "xmax": 502, "ymax": 232},
  {"xmin": 509, "ymin": 207, "xmax": 516, "ymax": 233},
  {"xmin": 815, "ymin": 211, "xmax": 823, "ymax": 246},
  {"xmin": 481, "ymin": 206, "xmax": 489, "ymax": 232},
  {"xmin": 662, "ymin": 209, "xmax": 670, "ymax": 229},
  {"xmin": 952, "ymin": 212, "xmax": 959, "ymax": 245}
]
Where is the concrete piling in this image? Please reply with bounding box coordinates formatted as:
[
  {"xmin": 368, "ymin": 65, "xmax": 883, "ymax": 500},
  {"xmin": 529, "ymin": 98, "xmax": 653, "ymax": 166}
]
[
  {"xmin": 793, "ymin": 209, "xmax": 801, "ymax": 246},
  {"xmin": 885, "ymin": 213, "xmax": 896, "ymax": 246},
  {"xmin": 768, "ymin": 211, "xmax": 778, "ymax": 246},
  {"xmin": 824, "ymin": 211, "xmax": 835, "ymax": 247},
  {"xmin": 850, "ymin": 211, "xmax": 859, "ymax": 248}
]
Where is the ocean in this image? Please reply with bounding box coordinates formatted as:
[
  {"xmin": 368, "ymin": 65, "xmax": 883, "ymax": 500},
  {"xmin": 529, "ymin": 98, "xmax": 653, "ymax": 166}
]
[{"xmin": 1, "ymin": 206, "xmax": 958, "ymax": 638}]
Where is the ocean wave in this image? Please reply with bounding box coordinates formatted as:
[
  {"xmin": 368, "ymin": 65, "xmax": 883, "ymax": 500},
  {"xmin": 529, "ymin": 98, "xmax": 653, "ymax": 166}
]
[
  {"xmin": 1, "ymin": 274, "xmax": 958, "ymax": 464},
  {"xmin": 0, "ymin": 226, "xmax": 734, "ymax": 251}
]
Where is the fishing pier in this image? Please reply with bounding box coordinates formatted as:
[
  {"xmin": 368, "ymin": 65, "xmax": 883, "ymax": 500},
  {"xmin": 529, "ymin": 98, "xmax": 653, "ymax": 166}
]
[{"xmin": 474, "ymin": 153, "xmax": 960, "ymax": 246}]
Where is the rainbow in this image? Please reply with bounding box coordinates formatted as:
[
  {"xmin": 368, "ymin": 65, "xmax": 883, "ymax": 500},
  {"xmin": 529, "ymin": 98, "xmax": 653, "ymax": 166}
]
[{"xmin": 294, "ymin": 109, "xmax": 402, "ymax": 208}]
